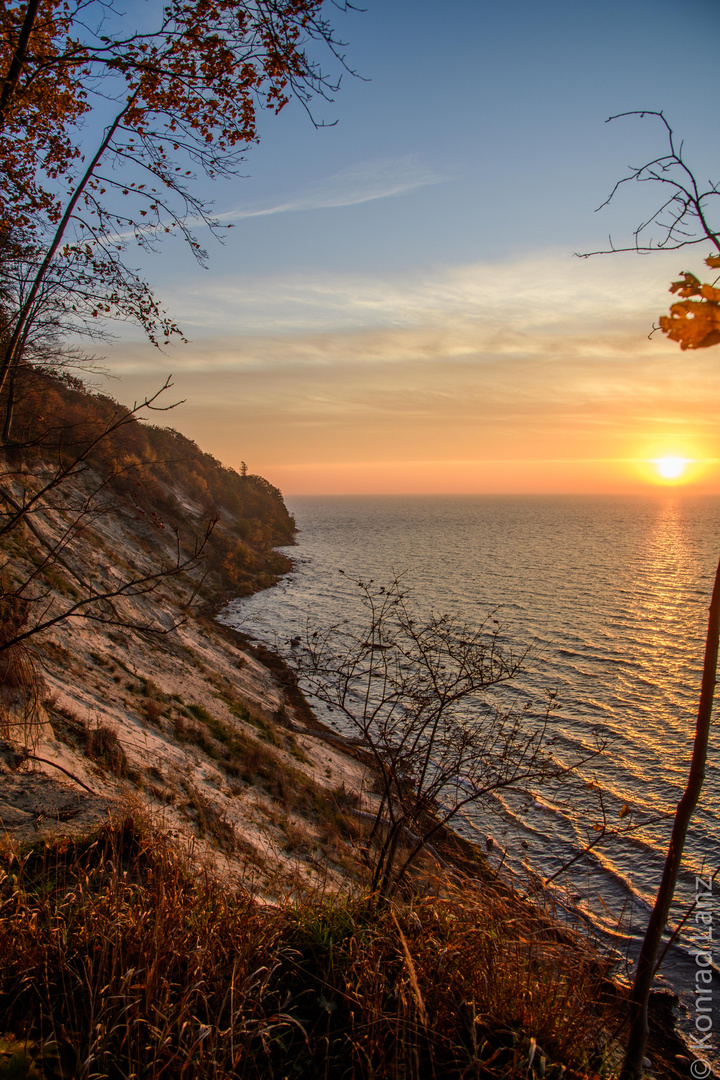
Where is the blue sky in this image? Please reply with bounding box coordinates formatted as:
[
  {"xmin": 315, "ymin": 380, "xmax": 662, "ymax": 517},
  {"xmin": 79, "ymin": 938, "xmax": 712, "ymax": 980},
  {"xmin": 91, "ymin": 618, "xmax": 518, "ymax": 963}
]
[{"xmin": 99, "ymin": 0, "xmax": 720, "ymax": 493}]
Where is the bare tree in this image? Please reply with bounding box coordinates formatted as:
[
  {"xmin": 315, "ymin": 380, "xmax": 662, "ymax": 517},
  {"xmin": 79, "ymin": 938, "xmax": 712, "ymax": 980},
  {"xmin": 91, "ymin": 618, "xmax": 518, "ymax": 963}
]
[
  {"xmin": 581, "ymin": 110, "xmax": 720, "ymax": 351},
  {"xmin": 295, "ymin": 576, "xmax": 603, "ymax": 899},
  {"xmin": 584, "ymin": 111, "xmax": 720, "ymax": 1078},
  {"xmin": 583, "ymin": 111, "xmax": 719, "ymax": 257}
]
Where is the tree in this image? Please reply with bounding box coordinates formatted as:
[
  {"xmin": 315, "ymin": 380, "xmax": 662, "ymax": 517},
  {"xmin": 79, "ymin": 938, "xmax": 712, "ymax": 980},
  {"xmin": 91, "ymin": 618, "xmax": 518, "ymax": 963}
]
[
  {"xmin": 0, "ymin": 0, "xmax": 353, "ymax": 435},
  {"xmin": 295, "ymin": 576, "xmax": 603, "ymax": 899},
  {"xmin": 585, "ymin": 110, "xmax": 720, "ymax": 1080},
  {"xmin": 582, "ymin": 110, "xmax": 720, "ymax": 351}
]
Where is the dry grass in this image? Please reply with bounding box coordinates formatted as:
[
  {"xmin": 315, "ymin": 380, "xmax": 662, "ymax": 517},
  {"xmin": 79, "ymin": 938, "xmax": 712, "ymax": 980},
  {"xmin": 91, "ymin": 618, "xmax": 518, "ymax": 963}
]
[
  {"xmin": 0, "ymin": 816, "xmax": 622, "ymax": 1080},
  {"xmin": 0, "ymin": 590, "xmax": 44, "ymax": 751},
  {"xmin": 183, "ymin": 781, "xmax": 238, "ymax": 852},
  {"xmin": 84, "ymin": 723, "xmax": 128, "ymax": 778}
]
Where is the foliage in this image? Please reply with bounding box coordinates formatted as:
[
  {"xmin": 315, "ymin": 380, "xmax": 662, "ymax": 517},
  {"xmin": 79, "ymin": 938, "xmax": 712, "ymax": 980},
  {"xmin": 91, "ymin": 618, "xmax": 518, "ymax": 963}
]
[
  {"xmin": 0, "ymin": 0, "xmax": 87, "ymax": 231},
  {"xmin": 0, "ymin": 815, "xmax": 620, "ymax": 1080},
  {"xmin": 658, "ymin": 255, "xmax": 720, "ymax": 351},
  {"xmin": 0, "ymin": 369, "xmax": 295, "ymax": 666}
]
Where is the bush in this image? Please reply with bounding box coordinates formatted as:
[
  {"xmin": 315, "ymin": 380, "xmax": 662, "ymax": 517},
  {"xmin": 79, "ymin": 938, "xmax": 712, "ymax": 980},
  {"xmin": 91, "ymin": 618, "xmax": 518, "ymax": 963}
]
[{"xmin": 84, "ymin": 724, "xmax": 127, "ymax": 777}]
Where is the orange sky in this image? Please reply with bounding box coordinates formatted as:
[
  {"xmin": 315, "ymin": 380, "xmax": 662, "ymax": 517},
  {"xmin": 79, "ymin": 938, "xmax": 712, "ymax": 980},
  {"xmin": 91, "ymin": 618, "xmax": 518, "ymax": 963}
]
[{"xmin": 104, "ymin": 252, "xmax": 720, "ymax": 496}]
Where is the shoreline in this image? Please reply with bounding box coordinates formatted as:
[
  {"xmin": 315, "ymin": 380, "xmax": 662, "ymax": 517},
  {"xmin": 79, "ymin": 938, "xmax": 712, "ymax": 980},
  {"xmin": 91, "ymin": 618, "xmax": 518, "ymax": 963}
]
[
  {"xmin": 217, "ymin": 601, "xmax": 717, "ymax": 1079},
  {"xmin": 1, "ymin": 591, "xmax": 715, "ymax": 1076}
]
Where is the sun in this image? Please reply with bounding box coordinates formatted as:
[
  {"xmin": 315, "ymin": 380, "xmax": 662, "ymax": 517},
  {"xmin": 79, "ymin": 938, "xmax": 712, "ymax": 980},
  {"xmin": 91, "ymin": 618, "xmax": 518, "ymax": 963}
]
[{"xmin": 653, "ymin": 455, "xmax": 691, "ymax": 481}]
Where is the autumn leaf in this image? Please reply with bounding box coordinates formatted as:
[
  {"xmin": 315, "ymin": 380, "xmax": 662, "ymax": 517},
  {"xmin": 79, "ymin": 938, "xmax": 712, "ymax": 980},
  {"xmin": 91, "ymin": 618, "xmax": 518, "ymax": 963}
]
[
  {"xmin": 660, "ymin": 255, "xmax": 720, "ymax": 350},
  {"xmin": 0, "ymin": 0, "xmax": 341, "ymax": 409}
]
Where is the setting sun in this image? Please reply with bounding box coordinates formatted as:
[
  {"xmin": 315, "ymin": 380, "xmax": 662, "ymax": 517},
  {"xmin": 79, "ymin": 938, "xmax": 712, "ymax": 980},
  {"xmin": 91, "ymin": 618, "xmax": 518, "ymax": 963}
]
[
  {"xmin": 653, "ymin": 456, "xmax": 691, "ymax": 481},
  {"xmin": 632, "ymin": 447, "xmax": 715, "ymax": 490}
]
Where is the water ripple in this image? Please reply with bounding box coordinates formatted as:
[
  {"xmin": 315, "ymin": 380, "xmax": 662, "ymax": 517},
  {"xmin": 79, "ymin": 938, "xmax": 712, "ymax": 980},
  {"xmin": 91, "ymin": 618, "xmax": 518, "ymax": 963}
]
[{"xmin": 220, "ymin": 493, "xmax": 720, "ymax": 1026}]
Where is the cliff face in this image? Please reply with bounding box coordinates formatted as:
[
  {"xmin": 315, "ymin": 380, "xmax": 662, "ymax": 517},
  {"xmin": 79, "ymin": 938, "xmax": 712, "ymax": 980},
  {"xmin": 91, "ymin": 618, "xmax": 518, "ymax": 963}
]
[
  {"xmin": 0, "ymin": 378, "xmax": 709, "ymax": 1080},
  {"xmin": 0, "ymin": 370, "xmax": 368, "ymax": 890},
  {"xmin": 9, "ymin": 368, "xmax": 297, "ymax": 602}
]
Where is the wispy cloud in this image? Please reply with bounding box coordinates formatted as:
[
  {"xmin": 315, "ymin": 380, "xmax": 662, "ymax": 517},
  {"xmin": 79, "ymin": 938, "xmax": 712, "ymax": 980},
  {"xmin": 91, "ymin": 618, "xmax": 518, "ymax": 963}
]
[
  {"xmin": 166, "ymin": 248, "xmax": 684, "ymax": 341},
  {"xmin": 215, "ymin": 156, "xmax": 450, "ymax": 222},
  {"xmin": 105, "ymin": 156, "xmax": 450, "ymax": 245}
]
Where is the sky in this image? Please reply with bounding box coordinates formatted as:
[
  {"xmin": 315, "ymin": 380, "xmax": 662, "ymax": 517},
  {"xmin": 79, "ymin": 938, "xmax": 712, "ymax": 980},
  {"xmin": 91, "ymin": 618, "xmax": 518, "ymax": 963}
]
[{"xmin": 96, "ymin": 0, "xmax": 720, "ymax": 495}]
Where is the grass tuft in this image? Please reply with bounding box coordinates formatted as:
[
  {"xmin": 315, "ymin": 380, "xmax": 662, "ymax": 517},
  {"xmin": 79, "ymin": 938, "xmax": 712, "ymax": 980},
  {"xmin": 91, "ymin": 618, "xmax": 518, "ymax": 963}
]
[{"xmin": 84, "ymin": 724, "xmax": 127, "ymax": 777}]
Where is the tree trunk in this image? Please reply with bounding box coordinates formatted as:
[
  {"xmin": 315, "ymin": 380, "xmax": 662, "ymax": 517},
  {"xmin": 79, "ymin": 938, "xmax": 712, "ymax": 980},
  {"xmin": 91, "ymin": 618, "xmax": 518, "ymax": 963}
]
[
  {"xmin": 0, "ymin": 0, "xmax": 42, "ymax": 123},
  {"xmin": 620, "ymin": 555, "xmax": 720, "ymax": 1079},
  {"xmin": 0, "ymin": 97, "xmax": 135, "ymax": 429}
]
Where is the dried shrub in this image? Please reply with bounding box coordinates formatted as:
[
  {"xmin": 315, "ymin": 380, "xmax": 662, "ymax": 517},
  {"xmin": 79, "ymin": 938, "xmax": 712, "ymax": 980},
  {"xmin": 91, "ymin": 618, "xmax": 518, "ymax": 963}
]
[
  {"xmin": 280, "ymin": 816, "xmax": 312, "ymax": 854},
  {"xmin": 0, "ymin": 590, "xmax": 43, "ymax": 748},
  {"xmin": 48, "ymin": 704, "xmax": 87, "ymax": 748},
  {"xmin": 143, "ymin": 697, "xmax": 164, "ymax": 726},
  {"xmin": 183, "ymin": 786, "xmax": 236, "ymax": 852},
  {"xmin": 85, "ymin": 724, "xmax": 127, "ymax": 777}
]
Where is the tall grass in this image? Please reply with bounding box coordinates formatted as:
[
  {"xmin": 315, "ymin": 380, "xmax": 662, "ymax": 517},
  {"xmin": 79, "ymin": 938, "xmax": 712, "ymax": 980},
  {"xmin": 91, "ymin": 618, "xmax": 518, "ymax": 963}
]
[{"xmin": 0, "ymin": 816, "xmax": 620, "ymax": 1079}]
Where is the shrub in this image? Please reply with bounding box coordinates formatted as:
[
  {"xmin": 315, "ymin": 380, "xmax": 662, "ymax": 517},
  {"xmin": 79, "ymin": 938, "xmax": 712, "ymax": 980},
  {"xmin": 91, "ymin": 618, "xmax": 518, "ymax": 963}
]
[{"xmin": 85, "ymin": 724, "xmax": 127, "ymax": 777}]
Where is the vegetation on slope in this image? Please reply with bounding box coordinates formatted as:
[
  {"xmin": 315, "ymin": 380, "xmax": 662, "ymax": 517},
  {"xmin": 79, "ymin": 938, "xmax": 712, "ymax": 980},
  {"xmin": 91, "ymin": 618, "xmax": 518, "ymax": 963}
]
[
  {"xmin": 0, "ymin": 816, "xmax": 620, "ymax": 1080},
  {"xmin": 4, "ymin": 366, "xmax": 296, "ymax": 610}
]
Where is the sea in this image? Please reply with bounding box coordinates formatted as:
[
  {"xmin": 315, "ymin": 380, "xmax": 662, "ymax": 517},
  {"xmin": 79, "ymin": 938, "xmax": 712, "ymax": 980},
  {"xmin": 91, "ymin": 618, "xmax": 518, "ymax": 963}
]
[{"xmin": 220, "ymin": 494, "xmax": 719, "ymax": 1047}]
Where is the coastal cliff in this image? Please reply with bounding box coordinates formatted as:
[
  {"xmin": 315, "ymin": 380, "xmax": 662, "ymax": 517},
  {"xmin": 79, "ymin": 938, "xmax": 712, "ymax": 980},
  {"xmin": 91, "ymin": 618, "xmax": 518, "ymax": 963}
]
[
  {"xmin": 0, "ymin": 373, "xmax": 706, "ymax": 1079},
  {"xmin": 0, "ymin": 370, "xmax": 371, "ymax": 889}
]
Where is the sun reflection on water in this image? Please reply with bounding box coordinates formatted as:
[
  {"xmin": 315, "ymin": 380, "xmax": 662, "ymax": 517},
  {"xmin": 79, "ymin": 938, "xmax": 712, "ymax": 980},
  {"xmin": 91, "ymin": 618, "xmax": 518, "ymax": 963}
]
[{"xmin": 628, "ymin": 499, "xmax": 697, "ymax": 750}]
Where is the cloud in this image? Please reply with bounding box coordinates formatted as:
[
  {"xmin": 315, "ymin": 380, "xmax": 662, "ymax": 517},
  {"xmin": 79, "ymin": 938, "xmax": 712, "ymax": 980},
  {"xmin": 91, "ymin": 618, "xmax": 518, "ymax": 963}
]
[
  {"xmin": 107, "ymin": 288, "xmax": 720, "ymax": 451},
  {"xmin": 106, "ymin": 249, "xmax": 720, "ymax": 467},
  {"xmin": 104, "ymin": 248, "xmax": 696, "ymax": 395},
  {"xmin": 104, "ymin": 248, "xmax": 720, "ymax": 406},
  {"xmin": 105, "ymin": 156, "xmax": 450, "ymax": 246},
  {"xmin": 100, "ymin": 247, "xmax": 720, "ymax": 489},
  {"xmin": 216, "ymin": 156, "xmax": 450, "ymax": 223},
  {"xmin": 163, "ymin": 248, "xmax": 681, "ymax": 339}
]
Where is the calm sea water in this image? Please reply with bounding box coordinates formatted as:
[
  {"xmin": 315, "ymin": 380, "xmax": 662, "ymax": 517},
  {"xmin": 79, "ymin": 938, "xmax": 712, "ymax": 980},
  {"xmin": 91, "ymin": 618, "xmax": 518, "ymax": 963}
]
[{"xmin": 221, "ymin": 494, "xmax": 719, "ymax": 1036}]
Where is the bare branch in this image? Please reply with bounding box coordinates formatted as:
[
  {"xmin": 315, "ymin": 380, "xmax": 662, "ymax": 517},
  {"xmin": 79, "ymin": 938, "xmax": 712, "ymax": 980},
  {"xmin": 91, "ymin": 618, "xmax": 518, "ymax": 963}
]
[
  {"xmin": 578, "ymin": 111, "xmax": 720, "ymax": 259},
  {"xmin": 294, "ymin": 576, "xmax": 600, "ymax": 899}
]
